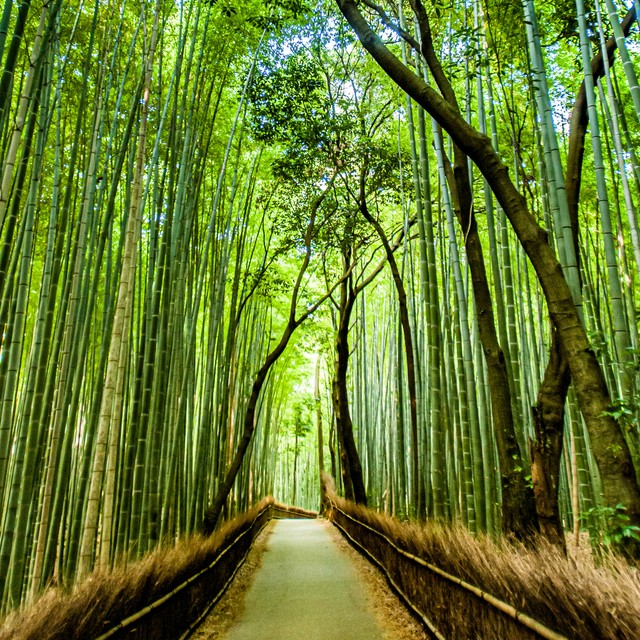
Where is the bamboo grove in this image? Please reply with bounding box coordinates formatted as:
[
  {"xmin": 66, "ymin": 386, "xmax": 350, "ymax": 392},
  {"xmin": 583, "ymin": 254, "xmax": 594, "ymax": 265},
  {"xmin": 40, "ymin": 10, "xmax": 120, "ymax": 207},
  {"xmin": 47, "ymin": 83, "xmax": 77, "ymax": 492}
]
[{"xmin": 1, "ymin": 0, "xmax": 640, "ymax": 613}]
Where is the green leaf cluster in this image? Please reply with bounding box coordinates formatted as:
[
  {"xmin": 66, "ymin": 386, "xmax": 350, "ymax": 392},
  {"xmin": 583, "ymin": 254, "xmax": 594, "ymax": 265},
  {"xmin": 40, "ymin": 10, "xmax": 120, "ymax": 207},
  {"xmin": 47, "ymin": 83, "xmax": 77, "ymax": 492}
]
[{"xmin": 582, "ymin": 503, "xmax": 640, "ymax": 557}]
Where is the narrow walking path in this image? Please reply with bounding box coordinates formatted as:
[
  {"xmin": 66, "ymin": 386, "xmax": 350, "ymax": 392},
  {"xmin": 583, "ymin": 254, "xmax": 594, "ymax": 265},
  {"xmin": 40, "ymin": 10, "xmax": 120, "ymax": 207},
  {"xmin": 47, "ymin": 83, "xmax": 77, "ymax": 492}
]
[{"xmin": 223, "ymin": 518, "xmax": 384, "ymax": 640}]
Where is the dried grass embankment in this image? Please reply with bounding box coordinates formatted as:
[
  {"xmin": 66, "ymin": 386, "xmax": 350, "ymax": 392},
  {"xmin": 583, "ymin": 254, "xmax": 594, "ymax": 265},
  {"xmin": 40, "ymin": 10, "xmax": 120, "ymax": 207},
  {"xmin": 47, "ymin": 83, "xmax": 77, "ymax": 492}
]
[
  {"xmin": 326, "ymin": 485, "xmax": 640, "ymax": 639},
  {"xmin": 0, "ymin": 498, "xmax": 316, "ymax": 640}
]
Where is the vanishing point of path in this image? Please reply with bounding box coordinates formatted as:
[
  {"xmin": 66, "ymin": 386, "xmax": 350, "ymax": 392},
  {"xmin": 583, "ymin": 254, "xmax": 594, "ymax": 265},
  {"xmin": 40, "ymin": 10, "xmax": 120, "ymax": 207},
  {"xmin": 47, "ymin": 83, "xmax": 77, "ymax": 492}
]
[{"xmin": 224, "ymin": 518, "xmax": 384, "ymax": 640}]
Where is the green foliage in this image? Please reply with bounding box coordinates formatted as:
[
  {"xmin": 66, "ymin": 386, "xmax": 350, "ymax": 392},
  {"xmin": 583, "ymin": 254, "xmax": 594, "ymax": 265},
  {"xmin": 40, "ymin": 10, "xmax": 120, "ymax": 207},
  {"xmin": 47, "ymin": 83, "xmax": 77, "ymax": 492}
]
[
  {"xmin": 5, "ymin": 0, "xmax": 640, "ymax": 609},
  {"xmin": 602, "ymin": 394, "xmax": 640, "ymax": 445},
  {"xmin": 582, "ymin": 503, "xmax": 640, "ymax": 556},
  {"xmin": 603, "ymin": 399, "xmax": 638, "ymax": 426},
  {"xmin": 547, "ymin": 0, "xmax": 598, "ymax": 44},
  {"xmin": 248, "ymin": 51, "xmax": 330, "ymax": 150},
  {"xmin": 208, "ymin": 0, "xmax": 309, "ymax": 30},
  {"xmin": 291, "ymin": 397, "xmax": 313, "ymax": 439},
  {"xmin": 264, "ymin": 0, "xmax": 308, "ymax": 19}
]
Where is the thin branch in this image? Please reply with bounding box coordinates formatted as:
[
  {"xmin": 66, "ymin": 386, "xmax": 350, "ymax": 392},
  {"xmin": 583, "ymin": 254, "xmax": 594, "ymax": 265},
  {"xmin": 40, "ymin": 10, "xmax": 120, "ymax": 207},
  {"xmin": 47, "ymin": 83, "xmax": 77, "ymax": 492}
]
[{"xmin": 360, "ymin": 0, "xmax": 421, "ymax": 52}]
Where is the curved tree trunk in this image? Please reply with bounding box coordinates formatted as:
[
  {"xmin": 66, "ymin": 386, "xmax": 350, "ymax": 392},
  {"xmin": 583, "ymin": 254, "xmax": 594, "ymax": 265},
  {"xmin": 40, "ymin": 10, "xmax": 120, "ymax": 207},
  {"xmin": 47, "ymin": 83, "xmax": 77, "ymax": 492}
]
[
  {"xmin": 357, "ymin": 190, "xmax": 422, "ymax": 516},
  {"xmin": 335, "ymin": 0, "xmax": 640, "ymax": 525},
  {"xmin": 566, "ymin": 6, "xmax": 637, "ymax": 266},
  {"xmin": 441, "ymin": 133, "xmax": 538, "ymax": 538},
  {"xmin": 315, "ymin": 356, "xmax": 330, "ymax": 514},
  {"xmin": 203, "ymin": 334, "xmax": 291, "ymax": 533},
  {"xmin": 328, "ymin": 222, "xmax": 409, "ymax": 508},
  {"xmin": 529, "ymin": 6, "xmax": 638, "ymax": 550},
  {"xmin": 410, "ymin": 0, "xmax": 537, "ymax": 536},
  {"xmin": 522, "ymin": 4, "xmax": 638, "ymax": 549},
  {"xmin": 460, "ymin": 196, "xmax": 538, "ymax": 538},
  {"xmin": 332, "ymin": 267, "xmax": 367, "ymax": 505},
  {"xmin": 204, "ymin": 176, "xmax": 339, "ymax": 532}
]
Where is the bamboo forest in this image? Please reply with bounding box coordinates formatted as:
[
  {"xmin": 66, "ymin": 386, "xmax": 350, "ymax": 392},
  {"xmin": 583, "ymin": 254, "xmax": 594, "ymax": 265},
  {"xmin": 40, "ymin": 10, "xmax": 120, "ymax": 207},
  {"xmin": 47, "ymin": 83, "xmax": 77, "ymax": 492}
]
[{"xmin": 2, "ymin": 0, "xmax": 640, "ymax": 630}]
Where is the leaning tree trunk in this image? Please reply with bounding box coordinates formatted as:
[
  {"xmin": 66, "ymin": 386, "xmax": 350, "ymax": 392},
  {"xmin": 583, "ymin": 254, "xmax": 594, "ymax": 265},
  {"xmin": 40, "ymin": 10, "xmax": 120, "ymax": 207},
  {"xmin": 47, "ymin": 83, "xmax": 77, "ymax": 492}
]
[
  {"xmin": 203, "ymin": 176, "xmax": 339, "ymax": 532},
  {"xmin": 510, "ymin": 2, "xmax": 639, "ymax": 550},
  {"xmin": 438, "ymin": 129, "xmax": 538, "ymax": 539},
  {"xmin": 203, "ymin": 331, "xmax": 293, "ymax": 533},
  {"xmin": 357, "ymin": 187, "xmax": 422, "ymax": 517},
  {"xmin": 527, "ymin": 3, "xmax": 639, "ymax": 551},
  {"xmin": 329, "ymin": 217, "xmax": 410, "ymax": 509},
  {"xmin": 315, "ymin": 356, "xmax": 330, "ymax": 514},
  {"xmin": 335, "ymin": 0, "xmax": 640, "ymax": 526},
  {"xmin": 565, "ymin": 4, "xmax": 636, "ymax": 265}
]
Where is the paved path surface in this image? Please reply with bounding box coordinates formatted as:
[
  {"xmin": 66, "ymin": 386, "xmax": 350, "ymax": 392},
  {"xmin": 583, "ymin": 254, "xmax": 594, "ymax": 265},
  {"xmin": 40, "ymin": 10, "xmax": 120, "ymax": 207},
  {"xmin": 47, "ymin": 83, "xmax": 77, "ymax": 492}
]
[{"xmin": 224, "ymin": 519, "xmax": 384, "ymax": 640}]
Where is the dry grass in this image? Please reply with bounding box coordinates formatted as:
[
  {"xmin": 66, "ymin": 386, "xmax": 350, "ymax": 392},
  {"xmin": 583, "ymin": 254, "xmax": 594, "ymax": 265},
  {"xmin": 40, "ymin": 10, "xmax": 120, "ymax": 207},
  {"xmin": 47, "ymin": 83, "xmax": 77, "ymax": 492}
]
[
  {"xmin": 0, "ymin": 497, "xmax": 305, "ymax": 640},
  {"xmin": 190, "ymin": 520, "xmax": 276, "ymax": 639},
  {"xmin": 7, "ymin": 484, "xmax": 633, "ymax": 639},
  {"xmin": 325, "ymin": 519, "xmax": 429, "ymax": 640},
  {"xmin": 326, "ymin": 483, "xmax": 640, "ymax": 639}
]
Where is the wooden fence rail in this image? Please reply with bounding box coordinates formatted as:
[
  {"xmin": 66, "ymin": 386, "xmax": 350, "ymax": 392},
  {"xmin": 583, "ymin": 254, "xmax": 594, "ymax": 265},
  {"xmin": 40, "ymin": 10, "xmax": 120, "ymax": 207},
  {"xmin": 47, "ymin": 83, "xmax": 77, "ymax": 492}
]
[
  {"xmin": 328, "ymin": 499, "xmax": 568, "ymax": 640},
  {"xmin": 95, "ymin": 502, "xmax": 316, "ymax": 640}
]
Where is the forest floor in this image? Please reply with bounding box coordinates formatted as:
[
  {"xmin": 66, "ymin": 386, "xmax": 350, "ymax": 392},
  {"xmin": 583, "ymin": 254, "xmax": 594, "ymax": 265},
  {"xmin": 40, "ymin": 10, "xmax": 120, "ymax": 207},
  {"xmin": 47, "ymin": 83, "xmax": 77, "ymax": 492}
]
[{"xmin": 192, "ymin": 518, "xmax": 427, "ymax": 640}]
